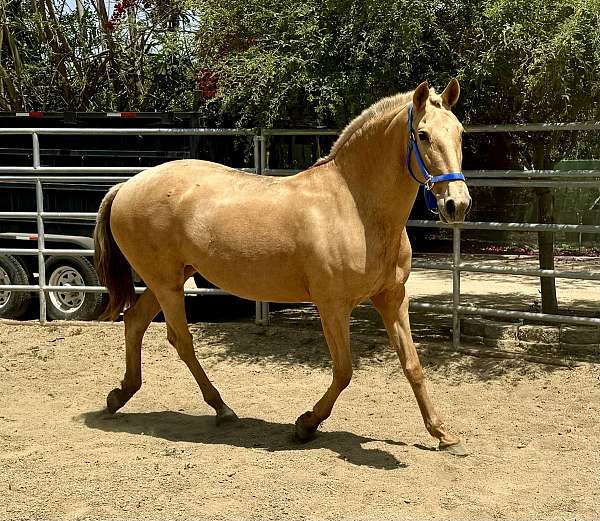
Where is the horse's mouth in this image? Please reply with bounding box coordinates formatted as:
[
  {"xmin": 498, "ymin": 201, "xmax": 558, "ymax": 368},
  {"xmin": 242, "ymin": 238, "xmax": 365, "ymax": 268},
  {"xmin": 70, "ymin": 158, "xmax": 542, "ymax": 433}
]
[{"xmin": 440, "ymin": 214, "xmax": 467, "ymax": 225}]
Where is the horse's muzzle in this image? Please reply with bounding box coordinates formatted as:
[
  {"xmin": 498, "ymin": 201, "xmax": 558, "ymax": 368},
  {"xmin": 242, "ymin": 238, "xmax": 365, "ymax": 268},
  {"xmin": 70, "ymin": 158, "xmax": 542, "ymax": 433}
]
[{"xmin": 441, "ymin": 196, "xmax": 471, "ymax": 223}]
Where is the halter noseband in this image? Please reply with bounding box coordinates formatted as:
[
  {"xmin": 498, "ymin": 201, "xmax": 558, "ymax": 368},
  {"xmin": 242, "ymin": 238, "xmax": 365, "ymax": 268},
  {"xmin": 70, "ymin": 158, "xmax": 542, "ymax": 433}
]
[{"xmin": 406, "ymin": 104, "xmax": 465, "ymax": 214}]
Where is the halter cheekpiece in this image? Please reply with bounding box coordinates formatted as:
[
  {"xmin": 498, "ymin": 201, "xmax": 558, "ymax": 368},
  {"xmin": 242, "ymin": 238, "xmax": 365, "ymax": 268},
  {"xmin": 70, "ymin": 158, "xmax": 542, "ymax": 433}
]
[{"xmin": 406, "ymin": 104, "xmax": 465, "ymax": 214}]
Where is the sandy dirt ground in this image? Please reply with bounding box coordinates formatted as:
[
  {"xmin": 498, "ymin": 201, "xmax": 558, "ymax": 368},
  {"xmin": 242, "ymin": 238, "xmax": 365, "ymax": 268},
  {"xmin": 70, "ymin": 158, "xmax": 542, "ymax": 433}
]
[{"xmin": 1, "ymin": 311, "xmax": 599, "ymax": 520}]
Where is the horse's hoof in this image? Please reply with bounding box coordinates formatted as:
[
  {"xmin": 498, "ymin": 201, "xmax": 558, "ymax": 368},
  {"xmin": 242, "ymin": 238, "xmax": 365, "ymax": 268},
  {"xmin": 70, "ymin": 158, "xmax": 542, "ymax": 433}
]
[
  {"xmin": 106, "ymin": 388, "xmax": 125, "ymax": 414},
  {"xmin": 439, "ymin": 441, "xmax": 469, "ymax": 457},
  {"xmin": 294, "ymin": 412, "xmax": 318, "ymax": 443},
  {"xmin": 215, "ymin": 405, "xmax": 238, "ymax": 426}
]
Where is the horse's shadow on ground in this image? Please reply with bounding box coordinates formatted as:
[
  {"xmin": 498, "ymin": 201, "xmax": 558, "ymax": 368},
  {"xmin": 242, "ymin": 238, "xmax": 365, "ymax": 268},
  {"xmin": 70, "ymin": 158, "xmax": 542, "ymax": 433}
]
[{"xmin": 80, "ymin": 409, "xmax": 421, "ymax": 470}]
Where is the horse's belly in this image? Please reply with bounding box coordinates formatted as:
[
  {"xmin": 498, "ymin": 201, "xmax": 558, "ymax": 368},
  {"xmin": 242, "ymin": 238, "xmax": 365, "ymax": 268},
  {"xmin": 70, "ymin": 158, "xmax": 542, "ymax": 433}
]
[
  {"xmin": 192, "ymin": 256, "xmax": 310, "ymax": 302},
  {"xmin": 185, "ymin": 229, "xmax": 311, "ymax": 302}
]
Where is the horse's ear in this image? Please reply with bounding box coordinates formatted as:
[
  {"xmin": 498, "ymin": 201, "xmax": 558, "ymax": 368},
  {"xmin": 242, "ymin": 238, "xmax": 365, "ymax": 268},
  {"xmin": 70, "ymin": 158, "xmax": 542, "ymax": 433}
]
[
  {"xmin": 413, "ymin": 81, "xmax": 429, "ymax": 113},
  {"xmin": 441, "ymin": 78, "xmax": 460, "ymax": 108}
]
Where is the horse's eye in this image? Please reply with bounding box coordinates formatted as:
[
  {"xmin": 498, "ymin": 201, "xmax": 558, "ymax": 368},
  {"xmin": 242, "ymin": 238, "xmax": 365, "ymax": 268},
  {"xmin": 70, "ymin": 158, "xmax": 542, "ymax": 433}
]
[{"xmin": 418, "ymin": 131, "xmax": 430, "ymax": 142}]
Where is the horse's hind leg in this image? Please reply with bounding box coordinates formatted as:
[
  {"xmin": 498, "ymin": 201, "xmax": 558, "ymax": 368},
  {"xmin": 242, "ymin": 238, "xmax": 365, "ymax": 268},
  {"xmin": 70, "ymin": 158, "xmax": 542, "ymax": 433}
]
[
  {"xmin": 154, "ymin": 284, "xmax": 237, "ymax": 425},
  {"xmin": 106, "ymin": 288, "xmax": 161, "ymax": 413},
  {"xmin": 295, "ymin": 303, "xmax": 353, "ymax": 441},
  {"xmin": 372, "ymin": 286, "xmax": 467, "ymax": 456}
]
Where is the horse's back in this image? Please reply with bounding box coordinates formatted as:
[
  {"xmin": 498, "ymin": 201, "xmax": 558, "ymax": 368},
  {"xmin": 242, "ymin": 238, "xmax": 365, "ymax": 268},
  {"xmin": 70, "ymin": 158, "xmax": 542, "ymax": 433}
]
[{"xmin": 120, "ymin": 159, "xmax": 266, "ymax": 195}]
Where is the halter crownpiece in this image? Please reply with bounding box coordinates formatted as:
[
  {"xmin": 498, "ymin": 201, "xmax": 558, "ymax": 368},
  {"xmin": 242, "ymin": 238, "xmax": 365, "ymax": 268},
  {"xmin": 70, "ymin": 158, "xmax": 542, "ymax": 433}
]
[{"xmin": 406, "ymin": 104, "xmax": 465, "ymax": 214}]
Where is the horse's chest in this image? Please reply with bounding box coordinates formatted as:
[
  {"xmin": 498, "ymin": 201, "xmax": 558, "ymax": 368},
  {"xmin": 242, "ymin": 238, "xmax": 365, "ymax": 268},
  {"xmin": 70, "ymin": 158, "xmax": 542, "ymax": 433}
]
[{"xmin": 333, "ymin": 229, "xmax": 405, "ymax": 291}]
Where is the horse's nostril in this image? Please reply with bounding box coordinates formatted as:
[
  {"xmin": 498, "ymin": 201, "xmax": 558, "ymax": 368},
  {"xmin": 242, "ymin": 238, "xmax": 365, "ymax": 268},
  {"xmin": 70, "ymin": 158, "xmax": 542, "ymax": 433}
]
[{"xmin": 446, "ymin": 199, "xmax": 456, "ymax": 216}]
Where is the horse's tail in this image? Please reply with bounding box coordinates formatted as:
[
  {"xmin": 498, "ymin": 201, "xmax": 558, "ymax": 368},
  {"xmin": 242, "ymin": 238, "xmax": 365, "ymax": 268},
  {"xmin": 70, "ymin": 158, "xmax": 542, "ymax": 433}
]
[{"xmin": 94, "ymin": 183, "xmax": 135, "ymax": 321}]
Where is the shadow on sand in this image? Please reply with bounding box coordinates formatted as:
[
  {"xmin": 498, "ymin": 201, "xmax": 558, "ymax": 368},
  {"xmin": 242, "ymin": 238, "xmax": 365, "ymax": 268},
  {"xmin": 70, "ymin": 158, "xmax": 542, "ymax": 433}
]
[
  {"xmin": 187, "ymin": 298, "xmax": 571, "ymax": 383},
  {"xmin": 79, "ymin": 409, "xmax": 419, "ymax": 470}
]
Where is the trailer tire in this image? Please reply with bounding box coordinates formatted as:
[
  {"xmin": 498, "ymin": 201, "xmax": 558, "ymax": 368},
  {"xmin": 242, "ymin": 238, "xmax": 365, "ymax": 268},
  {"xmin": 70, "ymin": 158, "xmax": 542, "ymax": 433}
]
[
  {"xmin": 45, "ymin": 256, "xmax": 107, "ymax": 321},
  {"xmin": 0, "ymin": 255, "xmax": 32, "ymax": 319}
]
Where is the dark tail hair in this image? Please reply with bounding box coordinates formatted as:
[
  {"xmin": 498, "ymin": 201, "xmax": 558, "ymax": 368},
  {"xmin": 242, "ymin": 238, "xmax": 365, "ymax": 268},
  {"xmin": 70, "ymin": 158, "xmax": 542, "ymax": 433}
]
[{"xmin": 94, "ymin": 183, "xmax": 135, "ymax": 321}]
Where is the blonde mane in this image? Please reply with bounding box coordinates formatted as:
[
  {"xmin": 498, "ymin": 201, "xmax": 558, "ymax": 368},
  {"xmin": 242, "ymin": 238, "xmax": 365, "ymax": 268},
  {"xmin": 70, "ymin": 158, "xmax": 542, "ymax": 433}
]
[{"xmin": 313, "ymin": 88, "xmax": 441, "ymax": 167}]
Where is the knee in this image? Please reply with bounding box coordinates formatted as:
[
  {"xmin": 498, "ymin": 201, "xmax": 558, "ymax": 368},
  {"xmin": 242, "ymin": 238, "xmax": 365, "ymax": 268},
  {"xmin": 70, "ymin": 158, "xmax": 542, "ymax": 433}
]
[{"xmin": 403, "ymin": 362, "xmax": 424, "ymax": 384}]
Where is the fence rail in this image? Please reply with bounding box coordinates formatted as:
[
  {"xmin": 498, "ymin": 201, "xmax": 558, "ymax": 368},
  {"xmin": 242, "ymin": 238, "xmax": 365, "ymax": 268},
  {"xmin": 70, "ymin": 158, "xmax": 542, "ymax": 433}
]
[{"xmin": 1, "ymin": 126, "xmax": 599, "ymax": 347}]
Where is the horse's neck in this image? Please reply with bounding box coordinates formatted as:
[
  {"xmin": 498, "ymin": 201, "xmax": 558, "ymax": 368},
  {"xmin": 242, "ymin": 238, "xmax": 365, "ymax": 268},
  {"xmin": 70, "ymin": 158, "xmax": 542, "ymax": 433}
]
[{"xmin": 333, "ymin": 112, "xmax": 418, "ymax": 227}]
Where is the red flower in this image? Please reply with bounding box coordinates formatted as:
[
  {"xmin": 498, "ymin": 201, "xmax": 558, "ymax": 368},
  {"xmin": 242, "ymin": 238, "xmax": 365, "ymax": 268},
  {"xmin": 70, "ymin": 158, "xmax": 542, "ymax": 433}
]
[
  {"xmin": 110, "ymin": 0, "xmax": 137, "ymax": 23},
  {"xmin": 196, "ymin": 69, "xmax": 218, "ymax": 99},
  {"xmin": 105, "ymin": 21, "xmax": 115, "ymax": 31}
]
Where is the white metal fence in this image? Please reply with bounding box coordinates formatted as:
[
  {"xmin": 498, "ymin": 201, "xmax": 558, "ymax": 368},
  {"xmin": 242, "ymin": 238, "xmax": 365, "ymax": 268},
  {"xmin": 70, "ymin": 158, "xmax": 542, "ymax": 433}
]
[{"xmin": 0, "ymin": 125, "xmax": 599, "ymax": 348}]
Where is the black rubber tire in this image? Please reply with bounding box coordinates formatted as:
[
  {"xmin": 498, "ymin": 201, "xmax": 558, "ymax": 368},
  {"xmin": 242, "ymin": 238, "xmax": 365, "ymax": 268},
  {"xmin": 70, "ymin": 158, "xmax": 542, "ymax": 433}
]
[
  {"xmin": 45, "ymin": 256, "xmax": 107, "ymax": 321},
  {"xmin": 0, "ymin": 255, "xmax": 32, "ymax": 319}
]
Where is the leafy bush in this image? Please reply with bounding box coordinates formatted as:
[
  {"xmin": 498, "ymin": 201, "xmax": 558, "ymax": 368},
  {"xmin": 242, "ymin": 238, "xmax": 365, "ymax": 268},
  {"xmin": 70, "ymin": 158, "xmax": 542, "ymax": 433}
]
[{"xmin": 1, "ymin": 0, "xmax": 598, "ymax": 132}]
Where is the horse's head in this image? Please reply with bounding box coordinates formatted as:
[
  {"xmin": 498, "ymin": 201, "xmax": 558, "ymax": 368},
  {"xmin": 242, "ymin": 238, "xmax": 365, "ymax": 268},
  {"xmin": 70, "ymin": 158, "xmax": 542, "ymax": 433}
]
[{"xmin": 409, "ymin": 79, "xmax": 471, "ymax": 223}]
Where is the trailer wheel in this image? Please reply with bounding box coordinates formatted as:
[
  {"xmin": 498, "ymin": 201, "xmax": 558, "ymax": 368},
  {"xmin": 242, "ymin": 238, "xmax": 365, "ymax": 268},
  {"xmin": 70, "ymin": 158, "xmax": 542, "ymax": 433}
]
[
  {"xmin": 0, "ymin": 255, "xmax": 32, "ymax": 319},
  {"xmin": 45, "ymin": 256, "xmax": 107, "ymax": 321}
]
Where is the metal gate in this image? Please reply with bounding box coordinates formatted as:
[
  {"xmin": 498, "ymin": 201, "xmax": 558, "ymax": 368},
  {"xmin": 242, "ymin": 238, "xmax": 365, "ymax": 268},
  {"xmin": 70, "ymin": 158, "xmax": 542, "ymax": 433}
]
[{"xmin": 1, "ymin": 124, "xmax": 599, "ymax": 347}]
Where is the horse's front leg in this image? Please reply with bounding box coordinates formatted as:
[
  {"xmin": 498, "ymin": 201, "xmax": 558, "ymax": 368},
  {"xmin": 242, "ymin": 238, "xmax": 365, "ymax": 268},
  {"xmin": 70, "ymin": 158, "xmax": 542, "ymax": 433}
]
[
  {"xmin": 295, "ymin": 302, "xmax": 353, "ymax": 441},
  {"xmin": 372, "ymin": 286, "xmax": 468, "ymax": 456}
]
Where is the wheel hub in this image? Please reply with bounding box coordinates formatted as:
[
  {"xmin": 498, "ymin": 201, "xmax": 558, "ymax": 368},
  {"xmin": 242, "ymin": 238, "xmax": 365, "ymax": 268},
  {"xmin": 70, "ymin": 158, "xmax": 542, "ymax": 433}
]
[
  {"xmin": 48, "ymin": 266, "xmax": 85, "ymax": 314},
  {"xmin": 0, "ymin": 266, "xmax": 11, "ymax": 309}
]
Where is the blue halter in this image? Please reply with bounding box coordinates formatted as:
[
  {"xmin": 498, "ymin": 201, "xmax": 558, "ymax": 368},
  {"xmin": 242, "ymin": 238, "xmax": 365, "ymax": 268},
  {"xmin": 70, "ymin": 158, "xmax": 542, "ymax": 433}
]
[{"xmin": 406, "ymin": 104, "xmax": 465, "ymax": 214}]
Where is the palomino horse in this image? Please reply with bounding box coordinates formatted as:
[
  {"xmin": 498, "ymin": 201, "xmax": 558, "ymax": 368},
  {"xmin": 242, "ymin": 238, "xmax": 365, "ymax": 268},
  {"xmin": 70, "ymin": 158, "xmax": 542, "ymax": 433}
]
[{"xmin": 94, "ymin": 79, "xmax": 471, "ymax": 455}]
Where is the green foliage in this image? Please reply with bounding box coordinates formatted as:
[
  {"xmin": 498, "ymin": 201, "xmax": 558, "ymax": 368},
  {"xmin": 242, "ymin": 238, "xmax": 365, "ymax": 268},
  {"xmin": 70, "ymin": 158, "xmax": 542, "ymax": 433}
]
[
  {"xmin": 0, "ymin": 0, "xmax": 196, "ymax": 111},
  {"xmin": 1, "ymin": 0, "xmax": 599, "ymax": 139},
  {"xmin": 456, "ymin": 0, "xmax": 600, "ymax": 167},
  {"xmin": 195, "ymin": 0, "xmax": 457, "ymax": 127},
  {"xmin": 193, "ymin": 0, "xmax": 600, "ymax": 131},
  {"xmin": 460, "ymin": 0, "xmax": 600, "ymax": 124}
]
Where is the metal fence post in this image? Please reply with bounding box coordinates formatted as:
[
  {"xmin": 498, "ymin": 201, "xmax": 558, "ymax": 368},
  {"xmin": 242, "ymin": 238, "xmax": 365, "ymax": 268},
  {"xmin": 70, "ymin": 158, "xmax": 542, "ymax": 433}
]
[
  {"xmin": 452, "ymin": 224, "xmax": 461, "ymax": 348},
  {"xmin": 33, "ymin": 133, "xmax": 47, "ymax": 324},
  {"xmin": 253, "ymin": 130, "xmax": 270, "ymax": 325}
]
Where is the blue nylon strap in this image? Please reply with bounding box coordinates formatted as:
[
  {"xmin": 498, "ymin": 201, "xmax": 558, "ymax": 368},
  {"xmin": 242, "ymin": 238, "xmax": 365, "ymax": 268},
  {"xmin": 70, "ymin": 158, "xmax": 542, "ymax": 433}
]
[
  {"xmin": 406, "ymin": 104, "xmax": 465, "ymax": 214},
  {"xmin": 430, "ymin": 172, "xmax": 465, "ymax": 183},
  {"xmin": 424, "ymin": 186, "xmax": 438, "ymax": 212}
]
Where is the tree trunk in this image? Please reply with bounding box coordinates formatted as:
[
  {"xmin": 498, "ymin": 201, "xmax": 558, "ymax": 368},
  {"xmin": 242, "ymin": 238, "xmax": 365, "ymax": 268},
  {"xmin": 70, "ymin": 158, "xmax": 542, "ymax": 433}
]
[
  {"xmin": 76, "ymin": 0, "xmax": 84, "ymax": 19},
  {"xmin": 533, "ymin": 142, "xmax": 558, "ymax": 314}
]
